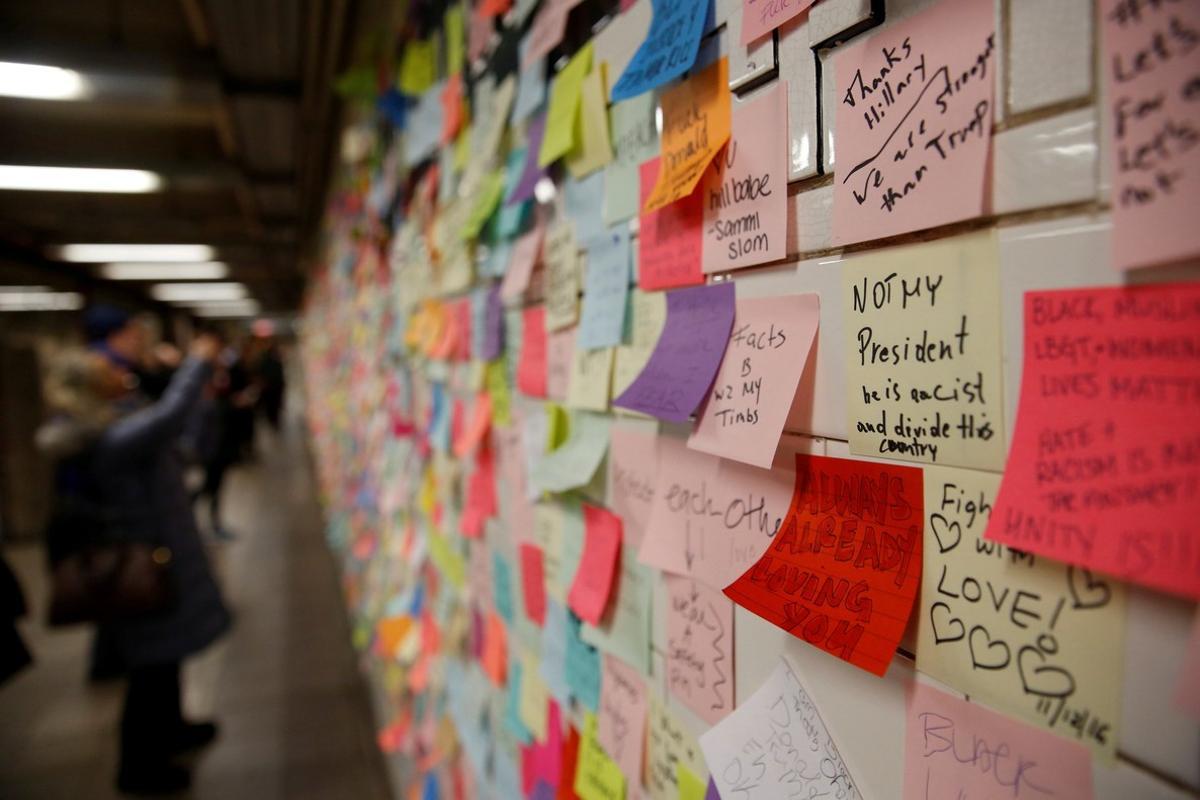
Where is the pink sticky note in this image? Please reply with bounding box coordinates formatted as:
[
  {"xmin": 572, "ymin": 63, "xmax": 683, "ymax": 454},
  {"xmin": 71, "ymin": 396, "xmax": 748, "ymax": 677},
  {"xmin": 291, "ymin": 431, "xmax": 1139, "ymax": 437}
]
[
  {"xmin": 687, "ymin": 294, "xmax": 818, "ymax": 468},
  {"xmin": 986, "ymin": 283, "xmax": 1200, "ymax": 600},
  {"xmin": 831, "ymin": 0, "xmax": 996, "ymax": 246},
  {"xmin": 1102, "ymin": 1, "xmax": 1200, "ymax": 270},
  {"xmin": 568, "ymin": 503, "xmax": 623, "ymax": 625},
  {"xmin": 663, "ymin": 574, "xmax": 735, "ymax": 725},
  {"xmin": 597, "ymin": 655, "xmax": 650, "ymax": 782},
  {"xmin": 518, "ymin": 305, "xmax": 549, "ymax": 398},
  {"xmin": 520, "ymin": 543, "xmax": 548, "ymax": 626},
  {"xmin": 546, "ymin": 325, "xmax": 574, "ymax": 402},
  {"xmin": 502, "ymin": 223, "xmax": 545, "ymax": 302},
  {"xmin": 523, "ymin": 0, "xmax": 583, "ymax": 69},
  {"xmin": 638, "ymin": 157, "xmax": 704, "ymax": 291},
  {"xmin": 1176, "ymin": 609, "xmax": 1200, "ymax": 719},
  {"xmin": 638, "ymin": 436, "xmax": 794, "ymax": 589},
  {"xmin": 606, "ymin": 425, "xmax": 659, "ymax": 551},
  {"xmin": 905, "ymin": 682, "xmax": 1093, "ymax": 800},
  {"xmin": 460, "ymin": 445, "xmax": 497, "ymax": 538},
  {"xmin": 741, "ymin": 0, "xmax": 817, "ymax": 45},
  {"xmin": 702, "ymin": 81, "xmax": 788, "ymax": 273}
]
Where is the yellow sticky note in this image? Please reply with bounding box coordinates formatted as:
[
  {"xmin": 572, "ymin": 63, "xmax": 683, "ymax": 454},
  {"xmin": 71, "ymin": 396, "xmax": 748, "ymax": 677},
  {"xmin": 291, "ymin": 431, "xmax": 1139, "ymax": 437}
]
[
  {"xmin": 399, "ymin": 38, "xmax": 438, "ymax": 96},
  {"xmin": 647, "ymin": 695, "xmax": 707, "ymax": 800},
  {"xmin": 566, "ymin": 63, "xmax": 614, "ymax": 179},
  {"xmin": 539, "ymin": 43, "xmax": 594, "ymax": 168},
  {"xmin": 677, "ymin": 764, "xmax": 706, "ymax": 800},
  {"xmin": 517, "ymin": 651, "xmax": 550, "ymax": 741},
  {"xmin": 418, "ymin": 464, "xmax": 437, "ymax": 518},
  {"xmin": 643, "ymin": 57, "xmax": 731, "ymax": 212},
  {"xmin": 461, "ymin": 168, "xmax": 507, "ymax": 241},
  {"xmin": 574, "ymin": 711, "xmax": 626, "ymax": 800},
  {"xmin": 612, "ymin": 289, "xmax": 666, "ymax": 398},
  {"xmin": 444, "ymin": 5, "xmax": 465, "ymax": 76},
  {"xmin": 545, "ymin": 402, "xmax": 570, "ymax": 451},
  {"xmin": 566, "ymin": 345, "xmax": 613, "ymax": 412},
  {"xmin": 840, "ymin": 231, "xmax": 1006, "ymax": 470},
  {"xmin": 428, "ymin": 533, "xmax": 465, "ymax": 589},
  {"xmin": 917, "ymin": 464, "xmax": 1126, "ymax": 759},
  {"xmin": 454, "ymin": 124, "xmax": 471, "ymax": 172},
  {"xmin": 485, "ymin": 359, "xmax": 511, "ymax": 427}
]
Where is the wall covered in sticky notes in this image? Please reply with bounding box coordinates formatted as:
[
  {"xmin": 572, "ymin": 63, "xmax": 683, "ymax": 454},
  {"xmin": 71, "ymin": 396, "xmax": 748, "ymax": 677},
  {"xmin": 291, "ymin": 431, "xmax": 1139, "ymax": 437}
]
[{"xmin": 302, "ymin": 1, "xmax": 1200, "ymax": 798}]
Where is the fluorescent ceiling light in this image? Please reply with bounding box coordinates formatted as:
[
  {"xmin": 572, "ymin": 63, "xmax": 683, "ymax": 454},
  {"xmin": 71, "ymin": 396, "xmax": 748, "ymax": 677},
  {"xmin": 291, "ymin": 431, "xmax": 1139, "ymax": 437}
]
[
  {"xmin": 58, "ymin": 244, "xmax": 215, "ymax": 263},
  {"xmin": 101, "ymin": 262, "xmax": 229, "ymax": 281},
  {"xmin": 0, "ymin": 61, "xmax": 90, "ymax": 101},
  {"xmin": 0, "ymin": 165, "xmax": 161, "ymax": 193},
  {"xmin": 0, "ymin": 285, "xmax": 52, "ymax": 293},
  {"xmin": 151, "ymin": 282, "xmax": 248, "ymax": 303},
  {"xmin": 192, "ymin": 300, "xmax": 261, "ymax": 318},
  {"xmin": 0, "ymin": 291, "xmax": 84, "ymax": 311}
]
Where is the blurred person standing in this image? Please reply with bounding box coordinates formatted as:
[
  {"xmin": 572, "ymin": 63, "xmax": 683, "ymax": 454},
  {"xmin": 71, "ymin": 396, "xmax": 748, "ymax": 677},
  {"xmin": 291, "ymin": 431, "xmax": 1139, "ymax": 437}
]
[
  {"xmin": 36, "ymin": 332, "xmax": 231, "ymax": 795},
  {"xmin": 254, "ymin": 338, "xmax": 286, "ymax": 431}
]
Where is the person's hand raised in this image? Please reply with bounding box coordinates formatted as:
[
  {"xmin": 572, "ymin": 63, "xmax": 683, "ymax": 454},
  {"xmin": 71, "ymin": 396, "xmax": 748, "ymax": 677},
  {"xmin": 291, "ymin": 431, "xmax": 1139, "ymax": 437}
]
[{"xmin": 189, "ymin": 334, "xmax": 221, "ymax": 364}]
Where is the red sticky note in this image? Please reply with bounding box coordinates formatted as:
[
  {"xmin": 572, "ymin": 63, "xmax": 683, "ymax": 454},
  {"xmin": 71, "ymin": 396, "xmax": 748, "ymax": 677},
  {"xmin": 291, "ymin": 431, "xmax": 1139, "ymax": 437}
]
[
  {"xmin": 556, "ymin": 725, "xmax": 581, "ymax": 800},
  {"xmin": 441, "ymin": 74, "xmax": 464, "ymax": 144},
  {"xmin": 518, "ymin": 305, "xmax": 549, "ymax": 397},
  {"xmin": 460, "ymin": 446, "xmax": 497, "ymax": 538},
  {"xmin": 481, "ymin": 610, "xmax": 508, "ymax": 685},
  {"xmin": 568, "ymin": 504, "xmax": 623, "ymax": 625},
  {"xmin": 986, "ymin": 283, "xmax": 1200, "ymax": 599},
  {"xmin": 519, "ymin": 542, "xmax": 548, "ymax": 626},
  {"xmin": 453, "ymin": 299, "xmax": 473, "ymax": 362},
  {"xmin": 637, "ymin": 157, "xmax": 704, "ymax": 291},
  {"xmin": 724, "ymin": 453, "xmax": 923, "ymax": 676}
]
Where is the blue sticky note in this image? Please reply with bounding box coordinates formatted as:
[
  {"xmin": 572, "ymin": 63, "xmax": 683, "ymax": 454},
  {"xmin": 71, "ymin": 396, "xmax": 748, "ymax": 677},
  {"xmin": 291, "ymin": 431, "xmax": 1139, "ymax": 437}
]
[
  {"xmin": 565, "ymin": 610, "xmax": 601, "ymax": 712},
  {"xmin": 498, "ymin": 148, "xmax": 532, "ymax": 240},
  {"xmin": 421, "ymin": 772, "xmax": 438, "ymax": 800},
  {"xmin": 492, "ymin": 552, "xmax": 515, "ymax": 624},
  {"xmin": 564, "ymin": 172, "xmax": 608, "ymax": 248},
  {"xmin": 505, "ymin": 660, "xmax": 532, "ymax": 744},
  {"xmin": 577, "ymin": 228, "xmax": 631, "ymax": 350},
  {"xmin": 512, "ymin": 39, "xmax": 546, "ymax": 124},
  {"xmin": 539, "ymin": 600, "xmax": 572, "ymax": 705},
  {"xmin": 610, "ymin": 0, "xmax": 710, "ymax": 102},
  {"xmin": 470, "ymin": 287, "xmax": 489, "ymax": 359}
]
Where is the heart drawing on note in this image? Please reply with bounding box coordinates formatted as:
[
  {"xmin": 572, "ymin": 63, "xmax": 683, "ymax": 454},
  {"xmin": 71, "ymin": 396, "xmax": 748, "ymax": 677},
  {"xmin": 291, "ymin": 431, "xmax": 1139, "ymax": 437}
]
[
  {"xmin": 929, "ymin": 602, "xmax": 965, "ymax": 644},
  {"xmin": 929, "ymin": 514, "xmax": 962, "ymax": 553},
  {"xmin": 967, "ymin": 625, "xmax": 1010, "ymax": 671},
  {"xmin": 1067, "ymin": 566, "xmax": 1111, "ymax": 610},
  {"xmin": 1017, "ymin": 644, "xmax": 1076, "ymax": 700}
]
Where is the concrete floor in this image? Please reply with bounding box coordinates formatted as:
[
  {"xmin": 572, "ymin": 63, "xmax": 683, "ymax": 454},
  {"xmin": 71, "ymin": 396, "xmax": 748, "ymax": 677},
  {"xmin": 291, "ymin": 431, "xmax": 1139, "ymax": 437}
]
[{"xmin": 0, "ymin": 418, "xmax": 392, "ymax": 799}]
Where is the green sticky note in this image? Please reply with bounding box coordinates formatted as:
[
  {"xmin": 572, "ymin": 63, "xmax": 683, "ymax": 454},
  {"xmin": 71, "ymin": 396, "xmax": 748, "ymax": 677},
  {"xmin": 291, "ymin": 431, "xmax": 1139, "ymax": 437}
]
[
  {"xmin": 538, "ymin": 43, "xmax": 593, "ymax": 168},
  {"xmin": 399, "ymin": 38, "xmax": 438, "ymax": 95},
  {"xmin": 678, "ymin": 764, "xmax": 706, "ymax": 800},
  {"xmin": 444, "ymin": 5, "xmax": 465, "ymax": 76},
  {"xmin": 461, "ymin": 169, "xmax": 507, "ymax": 241}
]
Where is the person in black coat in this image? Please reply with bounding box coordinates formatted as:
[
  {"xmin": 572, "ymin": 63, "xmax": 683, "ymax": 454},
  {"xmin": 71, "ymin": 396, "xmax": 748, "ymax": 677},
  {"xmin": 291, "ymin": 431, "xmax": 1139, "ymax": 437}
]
[{"xmin": 37, "ymin": 334, "xmax": 231, "ymax": 795}]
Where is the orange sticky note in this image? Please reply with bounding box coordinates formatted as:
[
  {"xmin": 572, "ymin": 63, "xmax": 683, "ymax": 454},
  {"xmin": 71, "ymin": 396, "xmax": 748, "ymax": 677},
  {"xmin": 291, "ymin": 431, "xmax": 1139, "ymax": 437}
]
[
  {"xmin": 453, "ymin": 392, "xmax": 493, "ymax": 458},
  {"xmin": 482, "ymin": 610, "xmax": 508, "ymax": 685},
  {"xmin": 518, "ymin": 305, "xmax": 549, "ymax": 398},
  {"xmin": 643, "ymin": 58, "xmax": 731, "ymax": 213},
  {"xmin": 985, "ymin": 283, "xmax": 1200, "ymax": 600},
  {"xmin": 568, "ymin": 504, "xmax": 623, "ymax": 625},
  {"xmin": 441, "ymin": 74, "xmax": 464, "ymax": 144},
  {"xmin": 724, "ymin": 453, "xmax": 924, "ymax": 676},
  {"xmin": 520, "ymin": 542, "xmax": 548, "ymax": 626},
  {"xmin": 1102, "ymin": 1, "xmax": 1200, "ymax": 269},
  {"xmin": 637, "ymin": 157, "xmax": 704, "ymax": 291}
]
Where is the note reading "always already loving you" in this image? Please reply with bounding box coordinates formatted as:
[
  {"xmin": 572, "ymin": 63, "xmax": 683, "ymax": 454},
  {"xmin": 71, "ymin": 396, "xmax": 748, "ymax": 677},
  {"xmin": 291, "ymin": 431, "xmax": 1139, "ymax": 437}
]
[
  {"xmin": 725, "ymin": 453, "xmax": 924, "ymax": 676},
  {"xmin": 832, "ymin": 0, "xmax": 996, "ymax": 245}
]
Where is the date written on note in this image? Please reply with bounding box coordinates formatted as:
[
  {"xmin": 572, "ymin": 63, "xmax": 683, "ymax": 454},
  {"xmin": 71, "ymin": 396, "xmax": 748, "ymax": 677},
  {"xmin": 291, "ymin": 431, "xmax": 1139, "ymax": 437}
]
[
  {"xmin": 843, "ymin": 232, "xmax": 1007, "ymax": 471},
  {"xmin": 831, "ymin": 0, "xmax": 996, "ymax": 245}
]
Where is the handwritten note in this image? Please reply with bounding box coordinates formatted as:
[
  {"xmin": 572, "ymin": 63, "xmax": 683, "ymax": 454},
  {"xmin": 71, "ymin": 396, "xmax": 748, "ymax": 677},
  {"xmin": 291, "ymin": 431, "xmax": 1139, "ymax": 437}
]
[
  {"xmin": 544, "ymin": 222, "xmax": 581, "ymax": 332},
  {"xmin": 726, "ymin": 453, "xmax": 924, "ymax": 676},
  {"xmin": 604, "ymin": 94, "xmax": 660, "ymax": 224},
  {"xmin": 578, "ymin": 228, "xmax": 632, "ymax": 350},
  {"xmin": 663, "ymin": 574, "xmax": 734, "ymax": 725},
  {"xmin": 918, "ymin": 464, "xmax": 1126, "ymax": 757},
  {"xmin": 520, "ymin": 542, "xmax": 548, "ymax": 626},
  {"xmin": 1102, "ymin": 1, "xmax": 1200, "ymax": 270},
  {"xmin": 843, "ymin": 232, "xmax": 1007, "ymax": 470},
  {"xmin": 598, "ymin": 655, "xmax": 649, "ymax": 787},
  {"xmin": 905, "ymin": 681, "xmax": 1094, "ymax": 800},
  {"xmin": 688, "ymin": 294, "xmax": 819, "ymax": 468},
  {"xmin": 502, "ymin": 223, "xmax": 545, "ymax": 303},
  {"xmin": 831, "ymin": 0, "xmax": 996, "ymax": 245},
  {"xmin": 614, "ymin": 282, "xmax": 735, "ymax": 422},
  {"xmin": 611, "ymin": 0, "xmax": 709, "ymax": 102},
  {"xmin": 567, "ymin": 64, "xmax": 614, "ymax": 179},
  {"xmin": 644, "ymin": 58, "xmax": 731, "ymax": 213},
  {"xmin": 540, "ymin": 43, "xmax": 594, "ymax": 167},
  {"xmin": 986, "ymin": 282, "xmax": 1200, "ymax": 600},
  {"xmin": 574, "ymin": 711, "xmax": 626, "ymax": 800},
  {"xmin": 606, "ymin": 423, "xmax": 659, "ymax": 550},
  {"xmin": 701, "ymin": 81, "xmax": 788, "ymax": 273},
  {"xmin": 547, "ymin": 328, "xmax": 574, "ymax": 402},
  {"xmin": 639, "ymin": 437, "xmax": 794, "ymax": 588},
  {"xmin": 700, "ymin": 657, "xmax": 862, "ymax": 800},
  {"xmin": 518, "ymin": 305, "xmax": 549, "ymax": 398},
  {"xmin": 646, "ymin": 696, "xmax": 707, "ymax": 800},
  {"xmin": 582, "ymin": 547, "xmax": 654, "ymax": 675},
  {"xmin": 741, "ymin": 0, "xmax": 817, "ymax": 45},
  {"xmin": 566, "ymin": 344, "xmax": 614, "ymax": 412},
  {"xmin": 638, "ymin": 157, "xmax": 704, "ymax": 291},
  {"xmin": 568, "ymin": 503, "xmax": 623, "ymax": 625}
]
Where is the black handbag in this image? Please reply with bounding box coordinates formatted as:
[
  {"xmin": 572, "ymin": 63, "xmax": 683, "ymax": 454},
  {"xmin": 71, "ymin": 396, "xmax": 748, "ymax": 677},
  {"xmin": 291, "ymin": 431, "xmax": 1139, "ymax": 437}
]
[{"xmin": 45, "ymin": 496, "xmax": 176, "ymax": 627}]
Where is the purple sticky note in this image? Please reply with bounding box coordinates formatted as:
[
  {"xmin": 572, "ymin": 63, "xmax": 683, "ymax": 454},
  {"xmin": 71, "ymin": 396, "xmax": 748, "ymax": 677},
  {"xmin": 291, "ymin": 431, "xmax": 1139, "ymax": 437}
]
[
  {"xmin": 613, "ymin": 282, "xmax": 735, "ymax": 422},
  {"xmin": 483, "ymin": 285, "xmax": 505, "ymax": 361},
  {"xmin": 706, "ymin": 777, "xmax": 720, "ymax": 800},
  {"xmin": 507, "ymin": 114, "xmax": 548, "ymax": 206},
  {"xmin": 530, "ymin": 780, "xmax": 555, "ymax": 800}
]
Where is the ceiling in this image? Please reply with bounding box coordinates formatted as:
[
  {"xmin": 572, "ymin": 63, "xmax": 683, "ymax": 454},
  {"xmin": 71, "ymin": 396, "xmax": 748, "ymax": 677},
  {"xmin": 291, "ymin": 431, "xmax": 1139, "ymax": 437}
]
[{"xmin": 0, "ymin": 0, "xmax": 371, "ymax": 313}]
